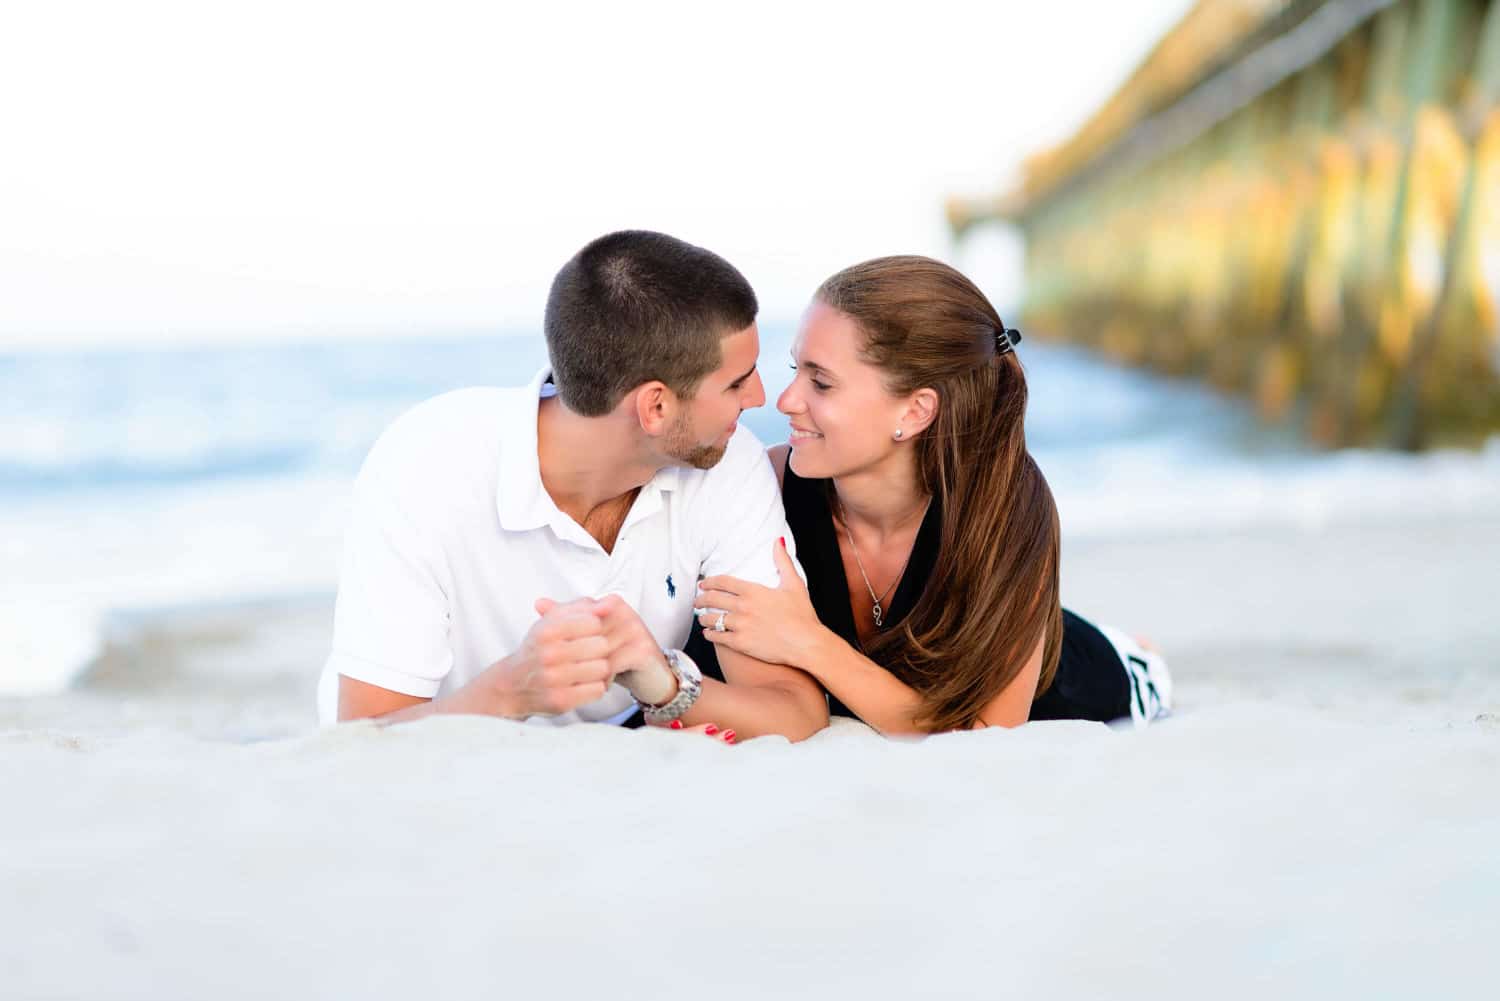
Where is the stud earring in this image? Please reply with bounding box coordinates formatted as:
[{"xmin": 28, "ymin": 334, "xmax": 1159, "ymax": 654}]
[{"xmin": 893, "ymin": 428, "xmax": 904, "ymax": 440}]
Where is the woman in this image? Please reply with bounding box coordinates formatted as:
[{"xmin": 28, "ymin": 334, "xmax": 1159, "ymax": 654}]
[{"xmin": 686, "ymin": 256, "xmax": 1171, "ymax": 734}]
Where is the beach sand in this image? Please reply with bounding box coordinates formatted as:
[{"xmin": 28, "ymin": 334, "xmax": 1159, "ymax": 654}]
[{"xmin": 3, "ymin": 513, "xmax": 1498, "ymax": 999}]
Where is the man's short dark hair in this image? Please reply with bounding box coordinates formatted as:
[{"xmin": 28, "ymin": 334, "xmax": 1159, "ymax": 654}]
[{"xmin": 544, "ymin": 230, "xmax": 758, "ymax": 417}]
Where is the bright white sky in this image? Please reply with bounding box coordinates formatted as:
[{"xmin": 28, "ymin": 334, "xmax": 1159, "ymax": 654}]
[{"xmin": 0, "ymin": 0, "xmax": 1193, "ymax": 348}]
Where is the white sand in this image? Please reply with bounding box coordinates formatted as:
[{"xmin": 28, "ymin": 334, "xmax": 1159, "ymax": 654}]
[{"xmin": 2, "ymin": 514, "xmax": 1498, "ymax": 1000}]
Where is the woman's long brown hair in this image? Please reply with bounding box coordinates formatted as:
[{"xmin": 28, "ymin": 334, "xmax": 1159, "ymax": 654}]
[{"xmin": 817, "ymin": 256, "xmax": 1062, "ymax": 731}]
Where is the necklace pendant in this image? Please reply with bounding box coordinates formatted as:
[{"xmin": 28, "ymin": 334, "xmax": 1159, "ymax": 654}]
[{"xmin": 872, "ymin": 603, "xmax": 883, "ymax": 627}]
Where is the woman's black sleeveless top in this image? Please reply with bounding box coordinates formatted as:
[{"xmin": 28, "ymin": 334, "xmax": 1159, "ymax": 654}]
[
  {"xmin": 683, "ymin": 458, "xmax": 1132, "ymax": 723},
  {"xmin": 779, "ymin": 460, "xmax": 939, "ymax": 718}
]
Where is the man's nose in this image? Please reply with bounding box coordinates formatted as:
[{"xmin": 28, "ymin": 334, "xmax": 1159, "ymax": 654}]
[{"xmin": 742, "ymin": 370, "xmax": 767, "ymax": 410}]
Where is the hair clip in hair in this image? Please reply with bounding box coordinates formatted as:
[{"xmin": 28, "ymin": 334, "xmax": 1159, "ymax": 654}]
[{"xmin": 995, "ymin": 327, "xmax": 1023, "ymax": 356}]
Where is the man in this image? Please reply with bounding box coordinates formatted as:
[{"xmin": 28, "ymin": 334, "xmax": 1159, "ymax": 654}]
[{"xmin": 318, "ymin": 230, "xmax": 828, "ymax": 740}]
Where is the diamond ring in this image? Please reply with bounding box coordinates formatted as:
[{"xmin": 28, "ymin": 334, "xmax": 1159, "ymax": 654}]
[{"xmin": 713, "ymin": 611, "xmax": 727, "ymax": 633}]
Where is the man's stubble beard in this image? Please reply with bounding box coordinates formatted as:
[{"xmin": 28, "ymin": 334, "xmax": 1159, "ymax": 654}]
[{"xmin": 664, "ymin": 411, "xmax": 728, "ymax": 470}]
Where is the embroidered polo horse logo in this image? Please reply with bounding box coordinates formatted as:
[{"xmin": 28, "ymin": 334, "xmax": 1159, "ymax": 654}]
[{"xmin": 665, "ymin": 574, "xmax": 676, "ymax": 599}]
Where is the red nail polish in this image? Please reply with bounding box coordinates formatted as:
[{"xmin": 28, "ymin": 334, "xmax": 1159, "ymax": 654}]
[
  {"xmin": 779, "ymin": 536, "xmax": 786, "ymax": 549},
  {"xmin": 669, "ymin": 720, "xmax": 683, "ymax": 730},
  {"xmin": 722, "ymin": 730, "xmax": 736, "ymax": 743},
  {"xmin": 704, "ymin": 724, "xmax": 718, "ymax": 735}
]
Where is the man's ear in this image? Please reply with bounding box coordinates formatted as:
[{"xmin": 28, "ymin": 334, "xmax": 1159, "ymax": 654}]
[
  {"xmin": 632, "ymin": 381, "xmax": 676, "ymax": 437},
  {"xmin": 904, "ymin": 388, "xmax": 939, "ymax": 436}
]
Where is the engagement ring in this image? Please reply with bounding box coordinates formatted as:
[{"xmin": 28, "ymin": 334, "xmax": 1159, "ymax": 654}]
[{"xmin": 714, "ymin": 611, "xmax": 727, "ymax": 632}]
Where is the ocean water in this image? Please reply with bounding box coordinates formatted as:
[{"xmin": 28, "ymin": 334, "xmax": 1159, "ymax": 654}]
[{"xmin": 4, "ymin": 326, "xmax": 1499, "ymax": 694}]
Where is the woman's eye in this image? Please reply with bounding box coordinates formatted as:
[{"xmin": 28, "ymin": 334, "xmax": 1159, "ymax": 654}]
[{"xmin": 789, "ymin": 362, "xmax": 829, "ymax": 391}]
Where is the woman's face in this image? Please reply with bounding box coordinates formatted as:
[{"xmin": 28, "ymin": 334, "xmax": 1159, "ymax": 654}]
[{"xmin": 777, "ymin": 300, "xmax": 911, "ymax": 480}]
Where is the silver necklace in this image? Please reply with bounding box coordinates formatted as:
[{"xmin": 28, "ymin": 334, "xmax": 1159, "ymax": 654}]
[{"xmin": 838, "ymin": 498, "xmax": 931, "ymax": 627}]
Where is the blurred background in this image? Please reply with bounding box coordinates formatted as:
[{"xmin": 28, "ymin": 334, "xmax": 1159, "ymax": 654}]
[
  {"xmin": 951, "ymin": 0, "xmax": 1500, "ymax": 451},
  {"xmin": 2, "ymin": 0, "xmax": 1498, "ymax": 714}
]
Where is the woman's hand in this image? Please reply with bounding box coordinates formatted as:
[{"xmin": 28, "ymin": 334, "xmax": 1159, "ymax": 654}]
[
  {"xmin": 695, "ymin": 539, "xmax": 826, "ymax": 668},
  {"xmin": 654, "ymin": 719, "xmax": 738, "ymax": 744}
]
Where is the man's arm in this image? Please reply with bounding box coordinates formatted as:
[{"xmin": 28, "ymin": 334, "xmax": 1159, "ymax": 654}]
[
  {"xmin": 337, "ymin": 598, "xmax": 615, "ymax": 725},
  {"xmin": 670, "ymin": 432, "xmax": 825, "ymax": 739},
  {"xmin": 325, "ymin": 410, "xmax": 612, "ymax": 726},
  {"xmin": 589, "ymin": 593, "xmax": 827, "ymax": 741},
  {"xmin": 339, "ymin": 677, "xmax": 430, "ymax": 721},
  {"xmin": 680, "ymin": 441, "xmax": 826, "ymax": 739}
]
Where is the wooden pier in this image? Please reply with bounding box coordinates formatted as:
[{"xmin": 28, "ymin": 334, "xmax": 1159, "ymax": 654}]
[{"xmin": 951, "ymin": 0, "xmax": 1500, "ymax": 448}]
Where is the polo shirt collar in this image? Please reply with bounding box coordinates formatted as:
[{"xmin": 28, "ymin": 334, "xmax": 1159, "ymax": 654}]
[{"xmin": 496, "ymin": 367, "xmax": 681, "ymax": 542}]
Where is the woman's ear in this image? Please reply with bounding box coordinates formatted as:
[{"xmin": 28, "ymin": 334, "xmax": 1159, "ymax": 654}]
[{"xmin": 904, "ymin": 388, "xmax": 939, "ymax": 436}]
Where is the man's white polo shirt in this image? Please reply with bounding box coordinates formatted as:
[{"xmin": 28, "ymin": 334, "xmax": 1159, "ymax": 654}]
[{"xmin": 318, "ymin": 367, "xmax": 797, "ymax": 726}]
